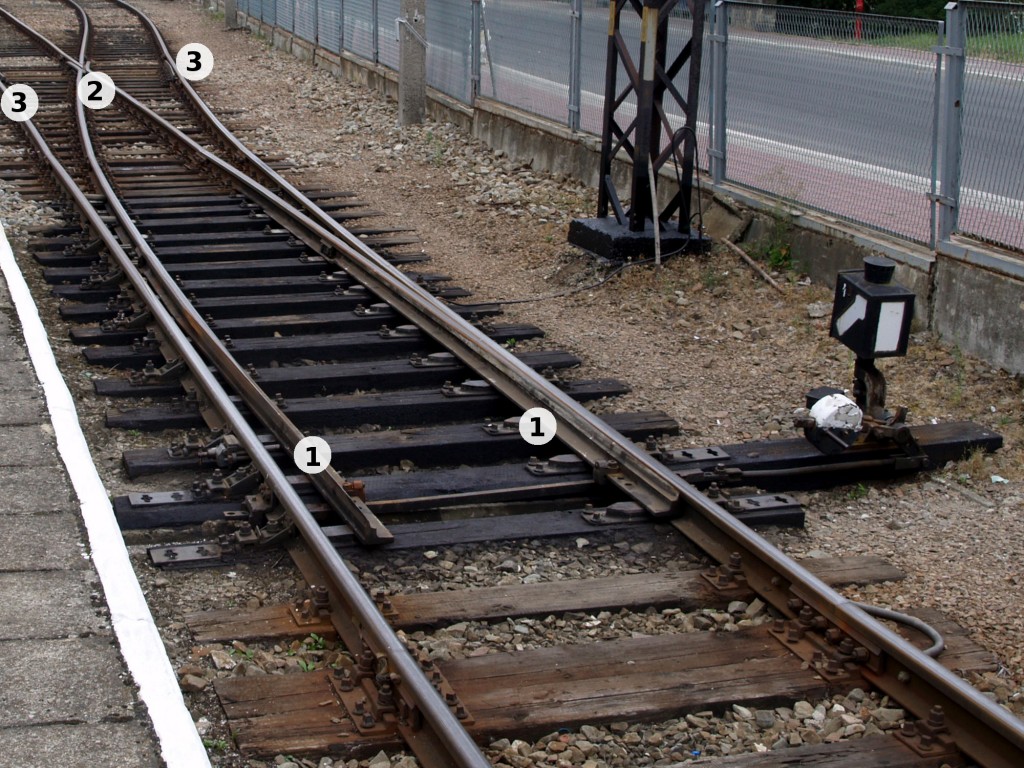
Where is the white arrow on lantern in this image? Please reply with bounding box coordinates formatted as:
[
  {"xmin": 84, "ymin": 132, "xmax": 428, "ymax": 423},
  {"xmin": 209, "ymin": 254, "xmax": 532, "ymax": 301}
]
[{"xmin": 834, "ymin": 294, "xmax": 867, "ymax": 336}]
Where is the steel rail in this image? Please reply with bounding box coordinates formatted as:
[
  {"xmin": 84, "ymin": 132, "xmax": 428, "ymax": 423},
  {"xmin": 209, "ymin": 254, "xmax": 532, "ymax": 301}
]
[
  {"xmin": 0, "ymin": 7, "xmax": 489, "ymax": 767},
  {"xmin": 8, "ymin": 3, "xmax": 1024, "ymax": 764},
  {"xmin": 131, "ymin": 84, "xmax": 1024, "ymax": 768},
  {"xmin": 101, "ymin": 9, "xmax": 1024, "ymax": 766},
  {"xmin": 112, "ymin": 2, "xmax": 685, "ymax": 512},
  {"xmin": 47, "ymin": 2, "xmax": 393, "ymax": 547},
  {"xmin": 94, "ymin": 8, "xmax": 1024, "ymax": 766}
]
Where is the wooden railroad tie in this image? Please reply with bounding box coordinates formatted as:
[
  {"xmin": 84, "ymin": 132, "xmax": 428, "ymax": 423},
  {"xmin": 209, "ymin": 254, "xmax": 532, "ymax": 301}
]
[{"xmin": 185, "ymin": 555, "xmax": 993, "ymax": 759}]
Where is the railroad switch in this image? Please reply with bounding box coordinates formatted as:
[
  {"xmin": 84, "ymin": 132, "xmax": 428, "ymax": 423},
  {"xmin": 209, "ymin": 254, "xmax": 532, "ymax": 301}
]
[{"xmin": 798, "ymin": 257, "xmax": 925, "ymax": 463}]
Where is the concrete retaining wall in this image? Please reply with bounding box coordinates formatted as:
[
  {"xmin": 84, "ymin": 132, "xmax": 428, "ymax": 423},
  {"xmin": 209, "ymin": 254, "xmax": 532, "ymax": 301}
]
[
  {"xmin": 230, "ymin": 9, "xmax": 1024, "ymax": 375},
  {"xmin": 932, "ymin": 251, "xmax": 1024, "ymax": 375}
]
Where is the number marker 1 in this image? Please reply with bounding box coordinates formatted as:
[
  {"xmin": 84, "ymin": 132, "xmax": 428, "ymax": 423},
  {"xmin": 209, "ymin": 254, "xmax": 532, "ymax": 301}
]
[
  {"xmin": 294, "ymin": 435, "xmax": 331, "ymax": 474},
  {"xmin": 519, "ymin": 407, "xmax": 556, "ymax": 446}
]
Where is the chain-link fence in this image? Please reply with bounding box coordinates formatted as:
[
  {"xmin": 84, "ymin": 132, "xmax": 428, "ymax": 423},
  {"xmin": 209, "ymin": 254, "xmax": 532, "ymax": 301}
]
[
  {"xmin": 957, "ymin": 1, "xmax": 1024, "ymax": 251},
  {"xmin": 718, "ymin": 3, "xmax": 942, "ymax": 246},
  {"xmin": 476, "ymin": 0, "xmax": 573, "ymax": 126},
  {"xmin": 426, "ymin": 0, "xmax": 474, "ymax": 103},
  {"xmin": 237, "ymin": 0, "xmax": 1022, "ymax": 256}
]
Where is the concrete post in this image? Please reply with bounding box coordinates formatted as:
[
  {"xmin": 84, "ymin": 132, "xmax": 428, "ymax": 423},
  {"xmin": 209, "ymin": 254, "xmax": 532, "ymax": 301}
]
[
  {"xmin": 399, "ymin": 0, "xmax": 427, "ymax": 125},
  {"xmin": 224, "ymin": 0, "xmax": 240, "ymax": 30}
]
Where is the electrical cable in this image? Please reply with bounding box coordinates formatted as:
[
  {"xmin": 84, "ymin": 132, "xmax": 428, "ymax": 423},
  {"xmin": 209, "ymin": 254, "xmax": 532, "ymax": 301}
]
[
  {"xmin": 673, "ymin": 123, "xmax": 705, "ymax": 240},
  {"xmin": 854, "ymin": 602, "xmax": 946, "ymax": 658},
  {"xmin": 485, "ymin": 257, "xmax": 656, "ymax": 306}
]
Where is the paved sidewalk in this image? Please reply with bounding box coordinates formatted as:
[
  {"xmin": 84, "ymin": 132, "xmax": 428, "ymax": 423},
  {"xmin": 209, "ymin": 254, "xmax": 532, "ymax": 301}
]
[{"xmin": 0, "ymin": 272, "xmax": 164, "ymax": 767}]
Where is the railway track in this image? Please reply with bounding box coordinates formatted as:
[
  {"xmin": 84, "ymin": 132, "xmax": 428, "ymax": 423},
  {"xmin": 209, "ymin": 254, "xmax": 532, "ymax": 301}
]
[{"xmin": 0, "ymin": 0, "xmax": 1022, "ymax": 765}]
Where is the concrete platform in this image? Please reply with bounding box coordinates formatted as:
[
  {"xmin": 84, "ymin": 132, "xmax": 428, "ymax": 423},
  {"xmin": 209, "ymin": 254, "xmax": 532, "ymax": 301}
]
[
  {"xmin": 0, "ymin": 268, "xmax": 163, "ymax": 765},
  {"xmin": 0, "ymin": 256, "xmax": 189, "ymax": 766}
]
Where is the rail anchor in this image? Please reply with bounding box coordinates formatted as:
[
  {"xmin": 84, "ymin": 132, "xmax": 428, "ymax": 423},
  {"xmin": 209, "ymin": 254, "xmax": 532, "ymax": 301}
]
[{"xmin": 129, "ymin": 356, "xmax": 184, "ymax": 385}]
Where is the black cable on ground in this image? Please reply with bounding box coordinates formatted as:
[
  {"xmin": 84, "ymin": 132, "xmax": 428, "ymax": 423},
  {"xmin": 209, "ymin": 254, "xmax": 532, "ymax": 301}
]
[
  {"xmin": 486, "ymin": 124, "xmax": 709, "ymax": 307},
  {"xmin": 487, "ymin": 257, "xmax": 656, "ymax": 306},
  {"xmin": 855, "ymin": 602, "xmax": 946, "ymax": 658}
]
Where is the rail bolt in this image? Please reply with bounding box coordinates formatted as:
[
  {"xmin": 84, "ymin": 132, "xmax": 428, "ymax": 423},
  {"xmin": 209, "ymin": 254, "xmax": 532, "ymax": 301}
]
[{"xmin": 927, "ymin": 705, "xmax": 947, "ymax": 731}]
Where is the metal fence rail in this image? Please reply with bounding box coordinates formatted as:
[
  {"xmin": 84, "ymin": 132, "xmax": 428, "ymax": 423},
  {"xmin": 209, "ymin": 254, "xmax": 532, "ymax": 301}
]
[{"xmin": 242, "ymin": 0, "xmax": 1022, "ymax": 257}]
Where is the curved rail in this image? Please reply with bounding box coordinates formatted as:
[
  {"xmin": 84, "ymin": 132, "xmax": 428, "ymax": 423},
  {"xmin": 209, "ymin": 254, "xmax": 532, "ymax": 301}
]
[
  {"xmin": 2, "ymin": 2, "xmax": 1023, "ymax": 765},
  {"xmin": 95, "ymin": 8, "xmax": 1024, "ymax": 765},
  {"xmin": 0, "ymin": 6, "xmax": 489, "ymax": 766}
]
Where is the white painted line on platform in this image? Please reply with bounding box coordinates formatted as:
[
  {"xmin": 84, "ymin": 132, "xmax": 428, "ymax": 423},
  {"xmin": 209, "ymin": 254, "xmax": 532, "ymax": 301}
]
[{"xmin": 0, "ymin": 222, "xmax": 211, "ymax": 768}]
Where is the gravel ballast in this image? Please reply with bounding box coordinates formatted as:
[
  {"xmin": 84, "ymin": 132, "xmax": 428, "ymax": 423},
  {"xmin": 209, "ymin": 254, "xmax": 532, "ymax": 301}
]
[{"xmin": 1, "ymin": 1, "xmax": 1021, "ymax": 765}]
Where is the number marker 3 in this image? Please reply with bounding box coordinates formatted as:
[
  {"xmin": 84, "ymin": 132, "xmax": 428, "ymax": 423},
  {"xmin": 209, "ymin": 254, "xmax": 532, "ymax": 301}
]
[
  {"xmin": 2, "ymin": 84, "xmax": 39, "ymax": 122},
  {"xmin": 176, "ymin": 43, "xmax": 214, "ymax": 82}
]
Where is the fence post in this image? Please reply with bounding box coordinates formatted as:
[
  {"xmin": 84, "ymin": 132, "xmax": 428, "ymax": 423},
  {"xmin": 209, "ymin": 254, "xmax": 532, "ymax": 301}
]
[
  {"xmin": 928, "ymin": 19, "xmax": 944, "ymax": 249},
  {"xmin": 709, "ymin": 0, "xmax": 728, "ymax": 186},
  {"xmin": 471, "ymin": 0, "xmax": 481, "ymax": 103},
  {"xmin": 568, "ymin": 0, "xmax": 583, "ymax": 131},
  {"xmin": 936, "ymin": 1, "xmax": 966, "ymax": 244},
  {"xmin": 398, "ymin": 0, "xmax": 427, "ymax": 125},
  {"xmin": 372, "ymin": 0, "xmax": 379, "ymax": 62}
]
